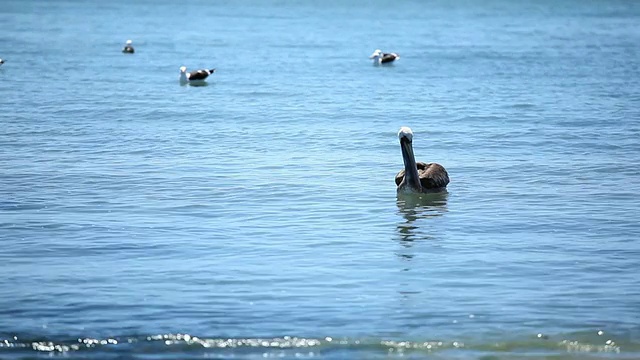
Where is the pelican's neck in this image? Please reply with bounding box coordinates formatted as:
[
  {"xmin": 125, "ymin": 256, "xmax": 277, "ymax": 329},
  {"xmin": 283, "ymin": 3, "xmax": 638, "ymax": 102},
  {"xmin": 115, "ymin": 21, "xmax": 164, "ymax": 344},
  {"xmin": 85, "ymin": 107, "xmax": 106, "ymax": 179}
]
[
  {"xmin": 180, "ymin": 71, "xmax": 188, "ymax": 82},
  {"xmin": 401, "ymin": 138, "xmax": 422, "ymax": 191}
]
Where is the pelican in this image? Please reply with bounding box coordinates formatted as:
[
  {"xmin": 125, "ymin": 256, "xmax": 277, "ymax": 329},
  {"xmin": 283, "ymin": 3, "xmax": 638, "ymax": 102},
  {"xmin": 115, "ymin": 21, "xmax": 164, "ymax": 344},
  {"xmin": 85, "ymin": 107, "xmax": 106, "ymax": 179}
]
[
  {"xmin": 395, "ymin": 127, "xmax": 449, "ymax": 193},
  {"xmin": 0, "ymin": 58, "xmax": 4, "ymax": 66},
  {"xmin": 370, "ymin": 49, "xmax": 399, "ymax": 65},
  {"xmin": 122, "ymin": 40, "xmax": 135, "ymax": 54},
  {"xmin": 179, "ymin": 66, "xmax": 216, "ymax": 84}
]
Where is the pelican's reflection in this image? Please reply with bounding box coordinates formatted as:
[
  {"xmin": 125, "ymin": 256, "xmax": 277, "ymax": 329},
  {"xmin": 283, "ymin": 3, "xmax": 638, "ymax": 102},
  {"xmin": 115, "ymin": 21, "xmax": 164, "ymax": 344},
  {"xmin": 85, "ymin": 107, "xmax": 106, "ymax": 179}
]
[
  {"xmin": 396, "ymin": 191, "xmax": 449, "ymax": 246},
  {"xmin": 394, "ymin": 192, "xmax": 449, "ymax": 298}
]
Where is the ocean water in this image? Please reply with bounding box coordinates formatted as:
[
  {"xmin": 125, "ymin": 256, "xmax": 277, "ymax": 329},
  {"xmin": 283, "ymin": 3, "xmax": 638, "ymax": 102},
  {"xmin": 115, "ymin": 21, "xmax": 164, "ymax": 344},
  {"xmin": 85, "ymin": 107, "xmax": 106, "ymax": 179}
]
[{"xmin": 1, "ymin": 0, "xmax": 640, "ymax": 358}]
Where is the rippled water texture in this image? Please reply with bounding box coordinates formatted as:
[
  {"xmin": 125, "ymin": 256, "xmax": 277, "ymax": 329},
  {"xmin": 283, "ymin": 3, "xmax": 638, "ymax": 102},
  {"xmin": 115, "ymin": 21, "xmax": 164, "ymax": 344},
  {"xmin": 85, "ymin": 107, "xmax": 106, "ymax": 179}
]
[{"xmin": 1, "ymin": 0, "xmax": 639, "ymax": 358}]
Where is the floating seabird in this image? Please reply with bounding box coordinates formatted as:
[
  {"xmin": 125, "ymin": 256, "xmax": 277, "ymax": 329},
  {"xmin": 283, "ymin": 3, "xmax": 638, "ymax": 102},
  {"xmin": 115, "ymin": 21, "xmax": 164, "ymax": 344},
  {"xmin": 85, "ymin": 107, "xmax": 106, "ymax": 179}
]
[
  {"xmin": 395, "ymin": 127, "xmax": 449, "ymax": 193},
  {"xmin": 122, "ymin": 40, "xmax": 135, "ymax": 54},
  {"xmin": 179, "ymin": 66, "xmax": 216, "ymax": 84},
  {"xmin": 0, "ymin": 58, "xmax": 4, "ymax": 66},
  {"xmin": 370, "ymin": 49, "xmax": 399, "ymax": 64}
]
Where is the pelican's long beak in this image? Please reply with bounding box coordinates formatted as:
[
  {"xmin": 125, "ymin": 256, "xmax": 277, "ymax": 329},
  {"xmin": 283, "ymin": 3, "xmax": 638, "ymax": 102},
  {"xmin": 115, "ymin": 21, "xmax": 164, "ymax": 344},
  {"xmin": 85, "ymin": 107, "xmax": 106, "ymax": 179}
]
[
  {"xmin": 400, "ymin": 137, "xmax": 415, "ymax": 168},
  {"xmin": 400, "ymin": 136, "xmax": 421, "ymax": 190},
  {"xmin": 369, "ymin": 52, "xmax": 378, "ymax": 58}
]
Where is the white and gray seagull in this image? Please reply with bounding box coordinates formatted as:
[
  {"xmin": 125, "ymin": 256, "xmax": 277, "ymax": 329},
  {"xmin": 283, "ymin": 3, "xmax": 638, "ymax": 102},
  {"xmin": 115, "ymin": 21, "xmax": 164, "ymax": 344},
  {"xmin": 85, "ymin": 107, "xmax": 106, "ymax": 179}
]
[
  {"xmin": 370, "ymin": 49, "xmax": 400, "ymax": 65},
  {"xmin": 122, "ymin": 40, "xmax": 135, "ymax": 54},
  {"xmin": 179, "ymin": 66, "xmax": 216, "ymax": 84}
]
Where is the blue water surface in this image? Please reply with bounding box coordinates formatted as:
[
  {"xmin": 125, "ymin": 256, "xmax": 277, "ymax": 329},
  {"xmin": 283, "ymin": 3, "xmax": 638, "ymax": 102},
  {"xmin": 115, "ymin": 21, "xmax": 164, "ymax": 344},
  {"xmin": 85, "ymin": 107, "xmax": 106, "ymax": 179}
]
[{"xmin": 1, "ymin": 0, "xmax": 639, "ymax": 358}]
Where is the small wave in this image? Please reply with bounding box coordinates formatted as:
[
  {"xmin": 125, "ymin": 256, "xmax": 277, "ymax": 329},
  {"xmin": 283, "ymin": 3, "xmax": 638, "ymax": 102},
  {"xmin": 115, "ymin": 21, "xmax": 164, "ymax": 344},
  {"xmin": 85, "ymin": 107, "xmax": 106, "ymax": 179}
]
[
  {"xmin": 0, "ymin": 332, "xmax": 632, "ymax": 359},
  {"xmin": 509, "ymin": 103, "xmax": 537, "ymax": 109}
]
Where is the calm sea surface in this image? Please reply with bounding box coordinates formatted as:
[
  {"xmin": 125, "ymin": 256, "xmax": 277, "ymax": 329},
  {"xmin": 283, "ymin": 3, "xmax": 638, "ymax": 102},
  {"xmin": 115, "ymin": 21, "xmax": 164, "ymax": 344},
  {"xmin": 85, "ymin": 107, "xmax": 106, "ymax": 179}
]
[{"xmin": 1, "ymin": 0, "xmax": 640, "ymax": 358}]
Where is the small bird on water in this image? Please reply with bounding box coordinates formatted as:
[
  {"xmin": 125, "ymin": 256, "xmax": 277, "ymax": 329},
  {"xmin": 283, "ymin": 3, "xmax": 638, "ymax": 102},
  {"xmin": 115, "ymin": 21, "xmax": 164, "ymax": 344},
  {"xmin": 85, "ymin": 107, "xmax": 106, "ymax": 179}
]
[
  {"xmin": 179, "ymin": 66, "xmax": 216, "ymax": 84},
  {"xmin": 122, "ymin": 40, "xmax": 135, "ymax": 54},
  {"xmin": 370, "ymin": 49, "xmax": 400, "ymax": 65},
  {"xmin": 395, "ymin": 127, "xmax": 449, "ymax": 194}
]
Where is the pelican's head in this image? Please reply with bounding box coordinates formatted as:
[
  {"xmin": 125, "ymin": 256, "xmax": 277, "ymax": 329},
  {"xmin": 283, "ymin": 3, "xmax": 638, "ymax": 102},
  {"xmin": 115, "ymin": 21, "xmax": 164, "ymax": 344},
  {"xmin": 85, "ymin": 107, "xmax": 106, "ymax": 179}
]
[
  {"xmin": 370, "ymin": 49, "xmax": 382, "ymax": 58},
  {"xmin": 126, "ymin": 40, "xmax": 132, "ymax": 45},
  {"xmin": 180, "ymin": 66, "xmax": 187, "ymax": 73},
  {"xmin": 398, "ymin": 126, "xmax": 414, "ymax": 142}
]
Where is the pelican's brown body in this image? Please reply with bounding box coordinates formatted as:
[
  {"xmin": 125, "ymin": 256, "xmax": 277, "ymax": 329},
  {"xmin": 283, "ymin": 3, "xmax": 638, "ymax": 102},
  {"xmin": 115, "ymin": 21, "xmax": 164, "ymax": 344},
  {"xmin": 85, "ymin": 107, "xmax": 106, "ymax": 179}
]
[
  {"xmin": 396, "ymin": 127, "xmax": 449, "ymax": 193},
  {"xmin": 395, "ymin": 162, "xmax": 449, "ymax": 193}
]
